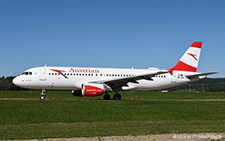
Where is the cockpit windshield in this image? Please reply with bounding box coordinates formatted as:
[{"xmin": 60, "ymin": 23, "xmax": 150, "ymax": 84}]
[{"xmin": 22, "ymin": 72, "xmax": 32, "ymax": 75}]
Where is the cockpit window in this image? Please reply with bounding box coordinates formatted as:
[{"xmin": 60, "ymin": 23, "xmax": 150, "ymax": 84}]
[{"xmin": 22, "ymin": 72, "xmax": 32, "ymax": 75}]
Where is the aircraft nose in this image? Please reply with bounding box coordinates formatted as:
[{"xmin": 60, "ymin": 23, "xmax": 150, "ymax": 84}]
[{"xmin": 13, "ymin": 77, "xmax": 20, "ymax": 86}]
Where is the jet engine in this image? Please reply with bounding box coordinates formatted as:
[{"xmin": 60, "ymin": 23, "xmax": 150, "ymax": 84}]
[
  {"xmin": 72, "ymin": 84, "xmax": 106, "ymax": 97},
  {"xmin": 82, "ymin": 84, "xmax": 106, "ymax": 97}
]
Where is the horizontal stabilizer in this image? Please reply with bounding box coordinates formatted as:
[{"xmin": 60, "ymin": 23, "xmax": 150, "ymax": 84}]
[{"xmin": 186, "ymin": 72, "xmax": 218, "ymax": 79}]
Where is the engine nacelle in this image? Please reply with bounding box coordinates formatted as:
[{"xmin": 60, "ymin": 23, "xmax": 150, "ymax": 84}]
[{"xmin": 82, "ymin": 84, "xmax": 106, "ymax": 97}]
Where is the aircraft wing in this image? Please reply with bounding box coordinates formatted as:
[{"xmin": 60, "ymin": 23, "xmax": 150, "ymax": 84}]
[
  {"xmin": 186, "ymin": 72, "xmax": 218, "ymax": 79},
  {"xmin": 89, "ymin": 70, "xmax": 168, "ymax": 90}
]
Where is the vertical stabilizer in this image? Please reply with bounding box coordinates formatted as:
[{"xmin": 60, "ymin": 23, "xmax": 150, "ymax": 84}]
[{"xmin": 169, "ymin": 42, "xmax": 202, "ymax": 75}]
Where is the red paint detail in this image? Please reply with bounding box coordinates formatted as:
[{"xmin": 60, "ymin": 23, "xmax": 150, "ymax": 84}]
[
  {"xmin": 69, "ymin": 68, "xmax": 75, "ymax": 72},
  {"xmin": 50, "ymin": 69, "xmax": 68, "ymax": 79},
  {"xmin": 190, "ymin": 42, "xmax": 202, "ymax": 49},
  {"xmin": 187, "ymin": 53, "xmax": 198, "ymax": 61},
  {"xmin": 69, "ymin": 68, "xmax": 100, "ymax": 73},
  {"xmin": 50, "ymin": 69, "xmax": 63, "ymax": 74},
  {"xmin": 169, "ymin": 61, "xmax": 197, "ymax": 75},
  {"xmin": 84, "ymin": 85, "xmax": 104, "ymax": 97}
]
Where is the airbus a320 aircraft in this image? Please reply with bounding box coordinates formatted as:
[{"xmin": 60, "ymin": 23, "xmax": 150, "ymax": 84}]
[{"xmin": 13, "ymin": 42, "xmax": 217, "ymax": 100}]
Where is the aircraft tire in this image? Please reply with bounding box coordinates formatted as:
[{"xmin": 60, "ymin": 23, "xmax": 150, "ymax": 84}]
[
  {"xmin": 40, "ymin": 95, "xmax": 45, "ymax": 100},
  {"xmin": 113, "ymin": 93, "xmax": 121, "ymax": 100},
  {"xmin": 103, "ymin": 93, "xmax": 111, "ymax": 100}
]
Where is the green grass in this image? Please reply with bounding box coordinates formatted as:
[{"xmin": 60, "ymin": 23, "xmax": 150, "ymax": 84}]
[
  {"xmin": 0, "ymin": 91, "xmax": 225, "ymax": 99},
  {"xmin": 0, "ymin": 99, "xmax": 225, "ymax": 139}
]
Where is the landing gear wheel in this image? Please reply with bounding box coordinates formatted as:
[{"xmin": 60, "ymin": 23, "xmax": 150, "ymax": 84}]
[
  {"xmin": 103, "ymin": 93, "xmax": 111, "ymax": 100},
  {"xmin": 113, "ymin": 93, "xmax": 121, "ymax": 100},
  {"xmin": 40, "ymin": 90, "xmax": 45, "ymax": 100},
  {"xmin": 40, "ymin": 95, "xmax": 45, "ymax": 100}
]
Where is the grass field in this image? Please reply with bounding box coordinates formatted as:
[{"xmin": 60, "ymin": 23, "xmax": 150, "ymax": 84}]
[
  {"xmin": 1, "ymin": 90, "xmax": 225, "ymax": 99},
  {"xmin": 0, "ymin": 91, "xmax": 225, "ymax": 140}
]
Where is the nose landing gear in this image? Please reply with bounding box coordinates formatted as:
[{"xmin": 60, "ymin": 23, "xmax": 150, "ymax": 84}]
[{"xmin": 40, "ymin": 90, "xmax": 45, "ymax": 100}]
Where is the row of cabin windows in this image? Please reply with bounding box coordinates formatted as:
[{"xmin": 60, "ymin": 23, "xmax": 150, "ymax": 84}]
[
  {"xmin": 48, "ymin": 73, "xmax": 167, "ymax": 78},
  {"xmin": 155, "ymin": 75, "xmax": 166, "ymax": 78},
  {"xmin": 49, "ymin": 73, "xmax": 135, "ymax": 77}
]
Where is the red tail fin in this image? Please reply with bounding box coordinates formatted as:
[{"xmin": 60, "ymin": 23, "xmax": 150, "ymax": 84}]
[{"xmin": 169, "ymin": 42, "xmax": 202, "ymax": 75}]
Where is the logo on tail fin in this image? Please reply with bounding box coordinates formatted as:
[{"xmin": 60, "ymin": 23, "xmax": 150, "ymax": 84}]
[{"xmin": 187, "ymin": 53, "xmax": 198, "ymax": 61}]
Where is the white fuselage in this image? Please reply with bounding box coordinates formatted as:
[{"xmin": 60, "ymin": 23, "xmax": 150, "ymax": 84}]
[
  {"xmin": 12, "ymin": 42, "xmax": 217, "ymax": 99},
  {"xmin": 13, "ymin": 66, "xmax": 199, "ymax": 92}
]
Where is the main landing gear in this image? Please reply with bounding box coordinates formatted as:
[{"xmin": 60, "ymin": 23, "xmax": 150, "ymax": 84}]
[
  {"xmin": 40, "ymin": 90, "xmax": 45, "ymax": 100},
  {"xmin": 103, "ymin": 93, "xmax": 111, "ymax": 100},
  {"xmin": 113, "ymin": 93, "xmax": 121, "ymax": 100},
  {"xmin": 103, "ymin": 93, "xmax": 122, "ymax": 100}
]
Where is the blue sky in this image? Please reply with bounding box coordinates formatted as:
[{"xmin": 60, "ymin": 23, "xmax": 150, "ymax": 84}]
[{"xmin": 0, "ymin": 0, "xmax": 225, "ymax": 77}]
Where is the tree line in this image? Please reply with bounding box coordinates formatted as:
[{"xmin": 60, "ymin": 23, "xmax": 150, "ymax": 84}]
[
  {"xmin": 0, "ymin": 76, "xmax": 225, "ymax": 92},
  {"xmin": 0, "ymin": 76, "xmax": 24, "ymax": 90},
  {"xmin": 168, "ymin": 78, "xmax": 225, "ymax": 92}
]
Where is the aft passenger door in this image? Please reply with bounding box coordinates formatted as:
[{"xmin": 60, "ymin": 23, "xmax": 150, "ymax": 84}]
[{"xmin": 171, "ymin": 75, "xmax": 177, "ymax": 83}]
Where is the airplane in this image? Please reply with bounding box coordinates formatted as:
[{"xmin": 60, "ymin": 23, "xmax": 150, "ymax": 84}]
[{"xmin": 13, "ymin": 42, "xmax": 218, "ymax": 100}]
